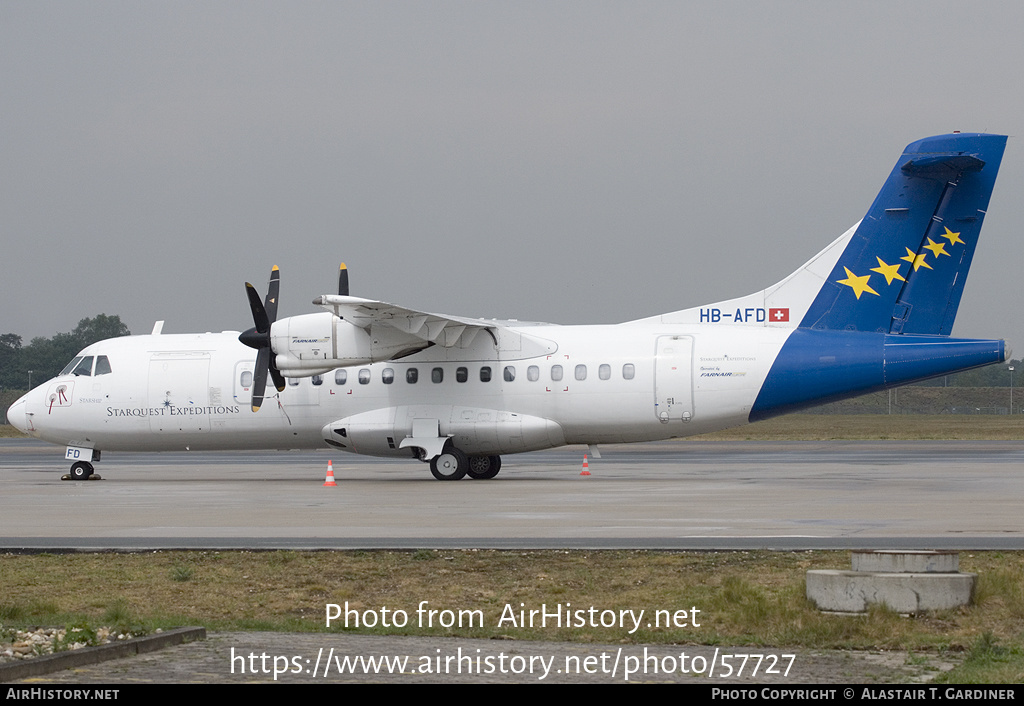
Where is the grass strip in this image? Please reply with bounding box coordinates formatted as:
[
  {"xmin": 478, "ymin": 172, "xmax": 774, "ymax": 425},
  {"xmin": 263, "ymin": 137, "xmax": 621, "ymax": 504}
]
[{"xmin": 3, "ymin": 549, "xmax": 1024, "ymax": 681}]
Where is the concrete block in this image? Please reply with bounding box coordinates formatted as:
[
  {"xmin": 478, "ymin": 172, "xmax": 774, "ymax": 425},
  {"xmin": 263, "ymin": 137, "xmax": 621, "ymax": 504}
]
[
  {"xmin": 806, "ymin": 570, "xmax": 975, "ymax": 613},
  {"xmin": 851, "ymin": 549, "xmax": 958, "ymax": 573}
]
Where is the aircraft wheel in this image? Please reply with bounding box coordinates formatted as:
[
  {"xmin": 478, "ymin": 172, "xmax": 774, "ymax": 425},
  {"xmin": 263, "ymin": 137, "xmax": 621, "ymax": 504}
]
[
  {"xmin": 69, "ymin": 462, "xmax": 94, "ymax": 481},
  {"xmin": 467, "ymin": 455, "xmax": 501, "ymax": 480},
  {"xmin": 430, "ymin": 448, "xmax": 469, "ymax": 480}
]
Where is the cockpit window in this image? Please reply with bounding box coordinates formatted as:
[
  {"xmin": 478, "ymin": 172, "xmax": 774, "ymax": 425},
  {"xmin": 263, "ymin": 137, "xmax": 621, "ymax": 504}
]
[
  {"xmin": 60, "ymin": 357, "xmax": 84, "ymax": 376},
  {"xmin": 94, "ymin": 356, "xmax": 112, "ymax": 376},
  {"xmin": 72, "ymin": 356, "xmax": 94, "ymax": 377}
]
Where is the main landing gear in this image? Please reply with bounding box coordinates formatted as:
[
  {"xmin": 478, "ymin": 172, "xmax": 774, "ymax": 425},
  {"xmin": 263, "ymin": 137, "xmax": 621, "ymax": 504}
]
[
  {"xmin": 428, "ymin": 446, "xmax": 502, "ymax": 481},
  {"xmin": 467, "ymin": 454, "xmax": 501, "ymax": 480}
]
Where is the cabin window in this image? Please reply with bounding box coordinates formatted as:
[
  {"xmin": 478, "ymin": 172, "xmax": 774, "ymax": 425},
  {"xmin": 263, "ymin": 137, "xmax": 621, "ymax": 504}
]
[
  {"xmin": 335, "ymin": 369, "xmax": 347, "ymax": 385},
  {"xmin": 575, "ymin": 364, "xmax": 587, "ymax": 381},
  {"xmin": 94, "ymin": 356, "xmax": 112, "ymax": 376},
  {"xmin": 358, "ymin": 369, "xmax": 371, "ymax": 384},
  {"xmin": 550, "ymin": 365, "xmax": 563, "ymax": 382},
  {"xmin": 406, "ymin": 368, "xmax": 419, "ymax": 384},
  {"xmin": 504, "ymin": 366, "xmax": 516, "ymax": 382},
  {"xmin": 432, "ymin": 367, "xmax": 444, "ymax": 383},
  {"xmin": 599, "ymin": 363, "xmax": 611, "ymax": 380},
  {"xmin": 382, "ymin": 368, "xmax": 394, "ymax": 384},
  {"xmin": 622, "ymin": 363, "xmax": 635, "ymax": 380},
  {"xmin": 288, "ymin": 377, "xmax": 300, "ymax": 386},
  {"xmin": 311, "ymin": 374, "xmax": 323, "ymax": 386},
  {"xmin": 72, "ymin": 357, "xmax": 94, "ymax": 377},
  {"xmin": 480, "ymin": 366, "xmax": 492, "ymax": 382},
  {"xmin": 456, "ymin": 367, "xmax": 468, "ymax": 383},
  {"xmin": 527, "ymin": 365, "xmax": 539, "ymax": 382},
  {"xmin": 240, "ymin": 370, "xmax": 253, "ymax": 388}
]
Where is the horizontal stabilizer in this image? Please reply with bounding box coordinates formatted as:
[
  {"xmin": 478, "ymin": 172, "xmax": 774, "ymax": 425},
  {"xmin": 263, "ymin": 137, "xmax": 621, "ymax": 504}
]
[{"xmin": 901, "ymin": 154, "xmax": 985, "ymax": 177}]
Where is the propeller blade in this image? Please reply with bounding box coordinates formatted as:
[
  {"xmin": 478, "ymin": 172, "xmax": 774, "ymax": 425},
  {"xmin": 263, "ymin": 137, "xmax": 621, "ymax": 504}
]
[
  {"xmin": 251, "ymin": 348, "xmax": 269, "ymax": 411},
  {"xmin": 338, "ymin": 263, "xmax": 349, "ymax": 296},
  {"xmin": 244, "ymin": 282, "xmax": 270, "ymax": 333},
  {"xmin": 269, "ymin": 360, "xmax": 286, "ymax": 392},
  {"xmin": 265, "ymin": 265, "xmax": 280, "ymax": 323}
]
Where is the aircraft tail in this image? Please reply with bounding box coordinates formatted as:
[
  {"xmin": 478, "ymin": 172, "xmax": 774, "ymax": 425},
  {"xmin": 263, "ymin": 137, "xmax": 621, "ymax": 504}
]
[
  {"xmin": 626, "ymin": 133, "xmax": 1008, "ymax": 420},
  {"xmin": 747, "ymin": 133, "xmax": 1009, "ymax": 419},
  {"xmin": 797, "ymin": 132, "xmax": 1006, "ymax": 335},
  {"xmin": 634, "ymin": 133, "xmax": 1007, "ymax": 335}
]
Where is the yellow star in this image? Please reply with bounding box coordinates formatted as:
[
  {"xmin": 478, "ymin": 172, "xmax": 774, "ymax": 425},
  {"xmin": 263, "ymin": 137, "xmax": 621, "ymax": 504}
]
[
  {"xmin": 923, "ymin": 237, "xmax": 949, "ymax": 259},
  {"xmin": 870, "ymin": 257, "xmax": 906, "ymax": 285},
  {"xmin": 837, "ymin": 267, "xmax": 879, "ymax": 299},
  {"xmin": 940, "ymin": 227, "xmax": 964, "ymax": 246},
  {"xmin": 900, "ymin": 247, "xmax": 933, "ymax": 271}
]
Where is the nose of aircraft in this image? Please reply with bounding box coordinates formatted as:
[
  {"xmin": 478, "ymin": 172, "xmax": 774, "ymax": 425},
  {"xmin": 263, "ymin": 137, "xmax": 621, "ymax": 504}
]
[{"xmin": 7, "ymin": 394, "xmax": 28, "ymax": 433}]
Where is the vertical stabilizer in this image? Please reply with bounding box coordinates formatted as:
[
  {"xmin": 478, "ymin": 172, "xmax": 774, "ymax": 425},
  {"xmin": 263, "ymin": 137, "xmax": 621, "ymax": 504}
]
[
  {"xmin": 633, "ymin": 134, "xmax": 1006, "ymax": 335},
  {"xmin": 750, "ymin": 133, "xmax": 1008, "ymax": 421},
  {"xmin": 799, "ymin": 133, "xmax": 1006, "ymax": 334}
]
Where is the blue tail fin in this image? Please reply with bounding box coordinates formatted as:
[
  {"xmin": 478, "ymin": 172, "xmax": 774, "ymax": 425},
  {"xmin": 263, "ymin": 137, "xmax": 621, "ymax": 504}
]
[
  {"xmin": 800, "ymin": 133, "xmax": 1006, "ymax": 334},
  {"xmin": 750, "ymin": 133, "xmax": 1008, "ymax": 421}
]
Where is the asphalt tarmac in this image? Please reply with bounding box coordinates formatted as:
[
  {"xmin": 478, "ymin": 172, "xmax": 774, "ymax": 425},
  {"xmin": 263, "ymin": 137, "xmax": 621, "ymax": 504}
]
[{"xmin": 2, "ymin": 437, "xmax": 1023, "ymax": 550}]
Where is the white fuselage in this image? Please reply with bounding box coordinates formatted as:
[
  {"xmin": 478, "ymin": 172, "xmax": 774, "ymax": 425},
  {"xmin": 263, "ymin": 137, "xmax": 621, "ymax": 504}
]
[{"xmin": 10, "ymin": 319, "xmax": 791, "ymax": 457}]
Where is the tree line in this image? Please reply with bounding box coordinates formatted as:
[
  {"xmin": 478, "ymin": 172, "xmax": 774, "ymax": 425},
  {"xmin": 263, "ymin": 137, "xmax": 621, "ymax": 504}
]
[{"xmin": 0, "ymin": 315, "xmax": 130, "ymax": 390}]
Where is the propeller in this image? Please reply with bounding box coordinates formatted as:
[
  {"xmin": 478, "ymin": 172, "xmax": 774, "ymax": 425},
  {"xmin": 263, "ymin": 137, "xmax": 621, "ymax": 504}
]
[{"xmin": 239, "ymin": 266, "xmax": 285, "ymax": 411}]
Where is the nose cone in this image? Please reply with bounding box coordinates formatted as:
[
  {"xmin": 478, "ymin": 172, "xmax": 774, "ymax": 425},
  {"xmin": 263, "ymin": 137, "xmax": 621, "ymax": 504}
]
[{"xmin": 7, "ymin": 395, "xmax": 28, "ymax": 433}]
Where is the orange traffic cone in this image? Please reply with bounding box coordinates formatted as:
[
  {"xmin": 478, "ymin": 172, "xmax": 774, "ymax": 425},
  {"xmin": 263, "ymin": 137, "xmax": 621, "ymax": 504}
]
[
  {"xmin": 580, "ymin": 454, "xmax": 591, "ymax": 476},
  {"xmin": 323, "ymin": 460, "xmax": 337, "ymax": 486}
]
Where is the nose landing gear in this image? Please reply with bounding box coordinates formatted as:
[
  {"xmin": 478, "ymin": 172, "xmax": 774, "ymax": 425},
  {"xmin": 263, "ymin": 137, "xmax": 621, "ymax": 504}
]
[
  {"xmin": 63, "ymin": 445, "xmax": 101, "ymax": 480},
  {"xmin": 67, "ymin": 461, "xmax": 96, "ymax": 481}
]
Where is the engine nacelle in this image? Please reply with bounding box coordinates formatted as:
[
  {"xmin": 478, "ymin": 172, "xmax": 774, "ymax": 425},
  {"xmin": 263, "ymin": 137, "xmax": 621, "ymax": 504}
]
[{"xmin": 271, "ymin": 312, "xmax": 373, "ymax": 376}]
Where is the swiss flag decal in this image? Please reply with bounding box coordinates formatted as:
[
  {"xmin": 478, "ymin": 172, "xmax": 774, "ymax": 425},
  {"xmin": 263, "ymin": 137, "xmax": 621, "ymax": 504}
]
[{"xmin": 769, "ymin": 308, "xmax": 790, "ymax": 322}]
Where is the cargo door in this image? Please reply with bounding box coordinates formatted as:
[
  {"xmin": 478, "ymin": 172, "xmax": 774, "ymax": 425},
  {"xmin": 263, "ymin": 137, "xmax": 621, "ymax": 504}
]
[
  {"xmin": 148, "ymin": 353, "xmax": 211, "ymax": 433},
  {"xmin": 654, "ymin": 335, "xmax": 694, "ymax": 423}
]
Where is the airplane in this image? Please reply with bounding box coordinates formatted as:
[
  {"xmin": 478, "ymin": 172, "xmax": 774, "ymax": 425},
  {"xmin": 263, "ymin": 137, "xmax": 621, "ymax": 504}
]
[{"xmin": 6, "ymin": 132, "xmax": 1010, "ymax": 481}]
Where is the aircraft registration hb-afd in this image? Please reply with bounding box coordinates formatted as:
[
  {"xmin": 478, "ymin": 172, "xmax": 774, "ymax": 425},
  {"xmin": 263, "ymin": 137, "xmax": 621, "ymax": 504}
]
[{"xmin": 6, "ymin": 133, "xmax": 1010, "ymax": 481}]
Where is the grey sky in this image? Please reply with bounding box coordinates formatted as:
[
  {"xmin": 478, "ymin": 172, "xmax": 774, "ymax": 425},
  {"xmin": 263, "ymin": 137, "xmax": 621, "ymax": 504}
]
[{"xmin": 3, "ymin": 1, "xmax": 1023, "ymax": 358}]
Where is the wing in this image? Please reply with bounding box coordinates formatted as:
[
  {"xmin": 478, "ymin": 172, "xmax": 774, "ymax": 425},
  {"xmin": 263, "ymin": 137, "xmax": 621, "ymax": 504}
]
[{"xmin": 313, "ymin": 295, "xmax": 496, "ymax": 351}]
